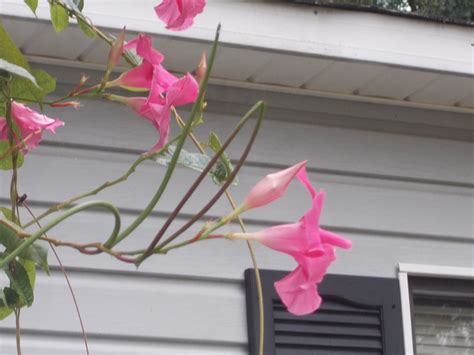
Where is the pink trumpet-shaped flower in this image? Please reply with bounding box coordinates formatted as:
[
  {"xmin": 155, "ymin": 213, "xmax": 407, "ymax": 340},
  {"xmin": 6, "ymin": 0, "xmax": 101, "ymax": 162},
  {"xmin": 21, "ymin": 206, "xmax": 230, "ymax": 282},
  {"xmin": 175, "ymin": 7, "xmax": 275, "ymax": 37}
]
[
  {"xmin": 110, "ymin": 72, "xmax": 199, "ymax": 153},
  {"xmin": 234, "ymin": 165, "xmax": 351, "ymax": 316},
  {"xmin": 0, "ymin": 102, "xmax": 64, "ymax": 153},
  {"xmin": 107, "ymin": 33, "xmax": 175, "ymax": 91},
  {"xmin": 242, "ymin": 160, "xmax": 307, "ymax": 210},
  {"xmin": 155, "ymin": 0, "xmax": 206, "ymax": 31}
]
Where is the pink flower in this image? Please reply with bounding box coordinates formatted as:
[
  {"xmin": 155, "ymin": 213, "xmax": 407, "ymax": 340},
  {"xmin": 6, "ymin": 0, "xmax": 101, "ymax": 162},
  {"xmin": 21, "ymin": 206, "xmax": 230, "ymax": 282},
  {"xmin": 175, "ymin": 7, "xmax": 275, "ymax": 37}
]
[
  {"xmin": 242, "ymin": 160, "xmax": 307, "ymax": 210},
  {"xmin": 109, "ymin": 72, "xmax": 198, "ymax": 153},
  {"xmin": 155, "ymin": 0, "xmax": 206, "ymax": 31},
  {"xmin": 234, "ymin": 166, "xmax": 351, "ymax": 315},
  {"xmin": 107, "ymin": 33, "xmax": 175, "ymax": 91},
  {"xmin": 0, "ymin": 102, "xmax": 64, "ymax": 153}
]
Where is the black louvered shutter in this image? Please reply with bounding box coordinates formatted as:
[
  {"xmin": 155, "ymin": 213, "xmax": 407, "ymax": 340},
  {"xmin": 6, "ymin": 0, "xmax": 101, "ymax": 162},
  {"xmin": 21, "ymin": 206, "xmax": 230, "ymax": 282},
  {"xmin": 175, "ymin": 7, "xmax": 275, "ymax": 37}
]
[{"xmin": 245, "ymin": 269, "xmax": 404, "ymax": 355}]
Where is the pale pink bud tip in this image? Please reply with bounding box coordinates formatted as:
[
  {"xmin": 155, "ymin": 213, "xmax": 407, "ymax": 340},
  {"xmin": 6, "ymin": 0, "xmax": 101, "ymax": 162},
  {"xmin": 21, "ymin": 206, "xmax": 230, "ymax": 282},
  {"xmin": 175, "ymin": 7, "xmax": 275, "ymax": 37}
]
[
  {"xmin": 50, "ymin": 101, "xmax": 81, "ymax": 109},
  {"xmin": 243, "ymin": 160, "xmax": 307, "ymax": 210},
  {"xmin": 196, "ymin": 52, "xmax": 207, "ymax": 84},
  {"xmin": 108, "ymin": 28, "xmax": 126, "ymax": 70}
]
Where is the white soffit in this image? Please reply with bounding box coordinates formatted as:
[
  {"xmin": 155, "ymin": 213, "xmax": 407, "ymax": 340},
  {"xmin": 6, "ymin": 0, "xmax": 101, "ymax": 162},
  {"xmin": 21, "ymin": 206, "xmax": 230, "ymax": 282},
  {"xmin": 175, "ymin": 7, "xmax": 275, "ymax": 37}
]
[{"xmin": 0, "ymin": 0, "xmax": 473, "ymax": 111}]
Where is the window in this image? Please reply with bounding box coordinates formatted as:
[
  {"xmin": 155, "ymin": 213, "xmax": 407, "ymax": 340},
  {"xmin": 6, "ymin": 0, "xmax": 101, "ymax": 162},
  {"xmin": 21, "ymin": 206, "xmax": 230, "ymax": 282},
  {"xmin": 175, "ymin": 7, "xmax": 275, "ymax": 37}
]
[
  {"xmin": 245, "ymin": 269, "xmax": 404, "ymax": 355},
  {"xmin": 399, "ymin": 264, "xmax": 474, "ymax": 355}
]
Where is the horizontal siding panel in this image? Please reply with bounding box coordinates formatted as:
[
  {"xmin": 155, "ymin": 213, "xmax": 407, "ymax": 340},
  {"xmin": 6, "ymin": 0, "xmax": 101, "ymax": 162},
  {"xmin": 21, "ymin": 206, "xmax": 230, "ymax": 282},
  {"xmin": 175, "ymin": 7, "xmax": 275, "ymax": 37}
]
[
  {"xmin": 2, "ymin": 145, "xmax": 472, "ymax": 239},
  {"xmin": 0, "ymin": 332, "xmax": 246, "ymax": 355},
  {"xmin": 0, "ymin": 269, "xmax": 247, "ymax": 344},
  {"xmin": 39, "ymin": 99, "xmax": 474, "ymax": 186}
]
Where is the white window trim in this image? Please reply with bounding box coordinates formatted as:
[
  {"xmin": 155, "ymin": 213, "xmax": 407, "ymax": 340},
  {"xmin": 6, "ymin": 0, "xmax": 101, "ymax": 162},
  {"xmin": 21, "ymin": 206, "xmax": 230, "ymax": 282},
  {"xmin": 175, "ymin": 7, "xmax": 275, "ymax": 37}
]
[{"xmin": 398, "ymin": 263, "xmax": 474, "ymax": 355}]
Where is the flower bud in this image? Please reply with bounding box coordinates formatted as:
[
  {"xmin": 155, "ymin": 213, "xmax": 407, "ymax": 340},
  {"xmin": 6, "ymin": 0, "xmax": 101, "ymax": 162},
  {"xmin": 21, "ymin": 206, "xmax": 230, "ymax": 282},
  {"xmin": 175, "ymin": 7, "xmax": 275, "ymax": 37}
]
[
  {"xmin": 50, "ymin": 101, "xmax": 81, "ymax": 109},
  {"xmin": 242, "ymin": 160, "xmax": 307, "ymax": 210},
  {"xmin": 107, "ymin": 27, "xmax": 126, "ymax": 71},
  {"xmin": 196, "ymin": 51, "xmax": 207, "ymax": 85}
]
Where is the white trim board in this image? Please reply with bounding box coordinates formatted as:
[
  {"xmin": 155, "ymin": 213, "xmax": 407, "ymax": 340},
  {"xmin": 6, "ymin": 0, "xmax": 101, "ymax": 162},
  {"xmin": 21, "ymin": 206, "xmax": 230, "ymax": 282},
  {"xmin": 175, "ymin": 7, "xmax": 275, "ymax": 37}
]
[
  {"xmin": 2, "ymin": 0, "xmax": 473, "ymax": 75},
  {"xmin": 398, "ymin": 263, "xmax": 474, "ymax": 355}
]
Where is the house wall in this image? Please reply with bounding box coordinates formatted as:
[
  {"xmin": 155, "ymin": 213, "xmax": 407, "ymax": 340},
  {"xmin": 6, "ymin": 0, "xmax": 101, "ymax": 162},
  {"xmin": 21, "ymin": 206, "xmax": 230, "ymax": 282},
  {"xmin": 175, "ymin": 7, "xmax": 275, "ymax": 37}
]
[{"xmin": 0, "ymin": 75, "xmax": 472, "ymax": 354}]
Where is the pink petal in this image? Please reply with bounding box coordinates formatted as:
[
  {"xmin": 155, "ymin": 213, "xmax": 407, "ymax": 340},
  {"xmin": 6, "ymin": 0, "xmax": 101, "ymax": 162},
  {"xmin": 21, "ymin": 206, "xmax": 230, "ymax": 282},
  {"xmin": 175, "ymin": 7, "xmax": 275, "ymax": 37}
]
[
  {"xmin": 243, "ymin": 160, "xmax": 307, "ymax": 209},
  {"xmin": 155, "ymin": 0, "xmax": 206, "ymax": 31},
  {"xmin": 9, "ymin": 102, "xmax": 64, "ymax": 153},
  {"xmin": 165, "ymin": 73, "xmax": 199, "ymax": 107},
  {"xmin": 296, "ymin": 244, "xmax": 336, "ymax": 283},
  {"xmin": 320, "ymin": 228, "xmax": 352, "ymax": 249},
  {"xmin": 274, "ymin": 266, "xmax": 322, "ymax": 316}
]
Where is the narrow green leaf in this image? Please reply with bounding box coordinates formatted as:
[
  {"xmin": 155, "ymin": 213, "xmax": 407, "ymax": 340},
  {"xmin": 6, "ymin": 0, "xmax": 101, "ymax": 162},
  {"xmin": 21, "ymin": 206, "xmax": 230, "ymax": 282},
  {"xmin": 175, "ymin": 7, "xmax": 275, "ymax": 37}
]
[
  {"xmin": 77, "ymin": 18, "xmax": 95, "ymax": 38},
  {"xmin": 23, "ymin": 0, "xmax": 38, "ymax": 15},
  {"xmin": 0, "ymin": 141, "xmax": 25, "ymax": 171},
  {"xmin": 0, "ymin": 58, "xmax": 38, "ymax": 86},
  {"xmin": 50, "ymin": 3, "xmax": 69, "ymax": 33}
]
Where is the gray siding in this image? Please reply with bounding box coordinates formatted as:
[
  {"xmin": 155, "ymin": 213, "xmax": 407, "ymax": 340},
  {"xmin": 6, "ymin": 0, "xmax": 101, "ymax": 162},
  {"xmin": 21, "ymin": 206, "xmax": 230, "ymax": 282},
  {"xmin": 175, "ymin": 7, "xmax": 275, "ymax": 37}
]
[{"xmin": 0, "ymin": 80, "xmax": 472, "ymax": 353}]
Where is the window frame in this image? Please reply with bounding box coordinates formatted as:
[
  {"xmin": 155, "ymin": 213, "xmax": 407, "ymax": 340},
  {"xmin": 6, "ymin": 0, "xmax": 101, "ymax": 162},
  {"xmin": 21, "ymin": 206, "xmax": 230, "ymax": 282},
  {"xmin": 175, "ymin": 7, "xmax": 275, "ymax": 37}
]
[{"xmin": 398, "ymin": 263, "xmax": 474, "ymax": 355}]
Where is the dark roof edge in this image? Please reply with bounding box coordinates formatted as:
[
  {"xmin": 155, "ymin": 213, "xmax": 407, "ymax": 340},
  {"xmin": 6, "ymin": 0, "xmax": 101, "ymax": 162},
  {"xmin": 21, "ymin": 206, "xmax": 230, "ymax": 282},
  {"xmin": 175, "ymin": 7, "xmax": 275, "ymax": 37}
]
[{"xmin": 293, "ymin": 1, "xmax": 474, "ymax": 27}]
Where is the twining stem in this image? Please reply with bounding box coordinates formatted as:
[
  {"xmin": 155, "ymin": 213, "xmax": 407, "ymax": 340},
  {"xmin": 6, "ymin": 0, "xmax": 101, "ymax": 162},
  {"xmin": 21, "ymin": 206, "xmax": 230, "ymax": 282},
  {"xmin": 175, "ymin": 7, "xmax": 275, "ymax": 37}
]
[
  {"xmin": 114, "ymin": 24, "xmax": 221, "ymax": 246},
  {"xmin": 5, "ymin": 96, "xmax": 18, "ymax": 221},
  {"xmin": 173, "ymin": 113, "xmax": 265, "ymax": 355},
  {"xmin": 0, "ymin": 201, "xmax": 121, "ymax": 268},
  {"xmin": 15, "ymin": 308, "xmax": 21, "ymax": 355},
  {"xmin": 22, "ymin": 133, "xmax": 186, "ymax": 229},
  {"xmin": 150, "ymin": 102, "xmax": 266, "ymax": 256},
  {"xmin": 137, "ymin": 100, "xmax": 262, "ymax": 263},
  {"xmin": 22, "ymin": 202, "xmax": 90, "ymax": 355}
]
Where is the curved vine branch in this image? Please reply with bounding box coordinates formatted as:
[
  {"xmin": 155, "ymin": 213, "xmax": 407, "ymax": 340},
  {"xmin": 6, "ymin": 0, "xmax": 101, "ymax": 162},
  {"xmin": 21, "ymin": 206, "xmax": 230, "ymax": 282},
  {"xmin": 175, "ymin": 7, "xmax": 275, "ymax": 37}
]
[{"xmin": 0, "ymin": 200, "xmax": 121, "ymax": 268}]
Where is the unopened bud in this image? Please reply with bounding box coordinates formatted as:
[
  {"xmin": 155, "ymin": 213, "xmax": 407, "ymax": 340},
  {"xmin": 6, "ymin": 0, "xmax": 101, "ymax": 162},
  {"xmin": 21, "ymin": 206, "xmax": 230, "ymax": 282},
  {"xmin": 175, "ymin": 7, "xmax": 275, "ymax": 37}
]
[
  {"xmin": 50, "ymin": 101, "xmax": 81, "ymax": 109},
  {"xmin": 196, "ymin": 51, "xmax": 207, "ymax": 84},
  {"xmin": 108, "ymin": 28, "xmax": 126, "ymax": 71}
]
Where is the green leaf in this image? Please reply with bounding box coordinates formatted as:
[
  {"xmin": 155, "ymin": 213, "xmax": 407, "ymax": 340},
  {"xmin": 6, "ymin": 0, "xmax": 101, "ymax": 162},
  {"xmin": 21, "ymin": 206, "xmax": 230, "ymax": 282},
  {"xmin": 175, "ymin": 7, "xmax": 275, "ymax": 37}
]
[
  {"xmin": 5, "ymin": 260, "xmax": 34, "ymax": 307},
  {"xmin": 77, "ymin": 18, "xmax": 95, "ymax": 38},
  {"xmin": 155, "ymin": 145, "xmax": 238, "ymax": 186},
  {"xmin": 0, "ymin": 207, "xmax": 19, "ymax": 225},
  {"xmin": 19, "ymin": 258, "xmax": 36, "ymax": 290},
  {"xmin": 0, "ymin": 21, "xmax": 56, "ymax": 101},
  {"xmin": 29, "ymin": 243, "xmax": 49, "ymax": 275},
  {"xmin": 0, "ymin": 219, "xmax": 50, "ymax": 274},
  {"xmin": 0, "ymin": 301, "xmax": 13, "ymax": 320},
  {"xmin": 0, "ymin": 287, "xmax": 17, "ymax": 320},
  {"xmin": 207, "ymin": 132, "xmax": 238, "ymax": 186},
  {"xmin": 0, "ymin": 58, "xmax": 38, "ymax": 86},
  {"xmin": 50, "ymin": 3, "xmax": 69, "ymax": 33},
  {"xmin": 23, "ymin": 0, "xmax": 38, "ymax": 15},
  {"xmin": 0, "ymin": 140, "xmax": 25, "ymax": 171}
]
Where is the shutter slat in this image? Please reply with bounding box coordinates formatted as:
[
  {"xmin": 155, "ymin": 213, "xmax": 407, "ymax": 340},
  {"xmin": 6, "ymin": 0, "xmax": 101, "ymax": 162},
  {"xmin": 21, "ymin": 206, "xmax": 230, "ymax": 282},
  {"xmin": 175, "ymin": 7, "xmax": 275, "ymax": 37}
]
[
  {"xmin": 274, "ymin": 321, "xmax": 382, "ymax": 337},
  {"xmin": 275, "ymin": 333, "xmax": 383, "ymax": 349},
  {"xmin": 273, "ymin": 309, "xmax": 381, "ymax": 326}
]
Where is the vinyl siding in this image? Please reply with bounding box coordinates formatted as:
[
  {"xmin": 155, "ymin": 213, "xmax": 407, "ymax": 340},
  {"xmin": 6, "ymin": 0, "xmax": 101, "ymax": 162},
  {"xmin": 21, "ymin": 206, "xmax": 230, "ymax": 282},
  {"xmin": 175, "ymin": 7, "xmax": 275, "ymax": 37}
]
[{"xmin": 0, "ymin": 77, "xmax": 472, "ymax": 354}]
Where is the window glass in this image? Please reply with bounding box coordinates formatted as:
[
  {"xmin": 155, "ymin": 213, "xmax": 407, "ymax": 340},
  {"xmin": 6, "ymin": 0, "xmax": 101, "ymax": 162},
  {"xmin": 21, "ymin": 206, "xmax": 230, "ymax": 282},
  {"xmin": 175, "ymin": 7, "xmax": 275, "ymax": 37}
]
[{"xmin": 409, "ymin": 277, "xmax": 474, "ymax": 355}]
